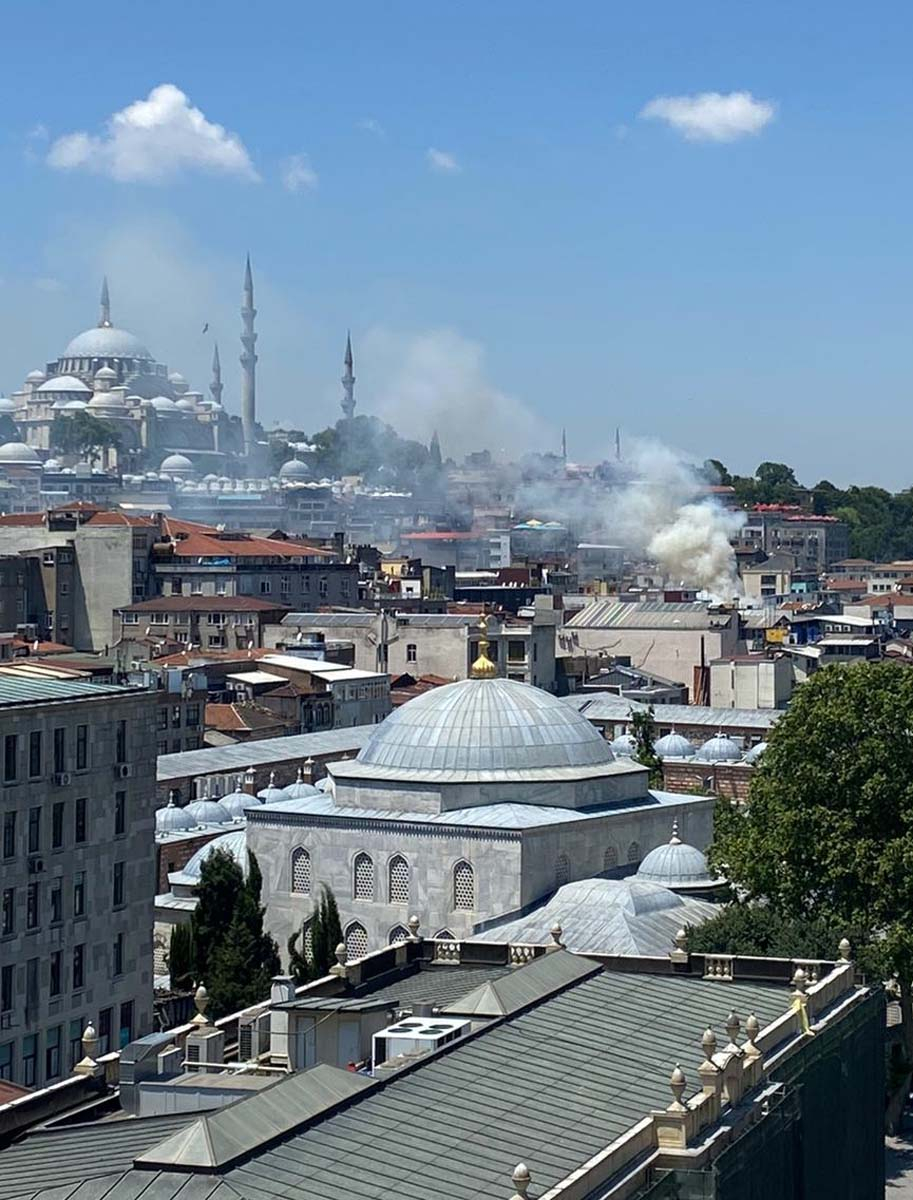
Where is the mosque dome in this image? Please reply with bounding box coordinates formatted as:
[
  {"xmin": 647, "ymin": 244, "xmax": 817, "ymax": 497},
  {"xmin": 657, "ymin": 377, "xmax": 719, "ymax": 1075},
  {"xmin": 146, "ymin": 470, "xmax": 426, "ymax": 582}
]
[
  {"xmin": 63, "ymin": 399, "xmax": 88, "ymax": 410},
  {"xmin": 609, "ymin": 733, "xmax": 637, "ymax": 758},
  {"xmin": 654, "ymin": 731, "xmax": 695, "ymax": 760},
  {"xmin": 220, "ymin": 787, "xmax": 261, "ymax": 820},
  {"xmin": 695, "ymin": 733, "xmax": 742, "ymax": 762},
  {"xmin": 43, "ymin": 458, "xmax": 62, "ymax": 472},
  {"xmin": 159, "ymin": 453, "xmax": 194, "ymax": 474},
  {"xmin": 635, "ymin": 822, "xmax": 719, "ymax": 891},
  {"xmin": 743, "ymin": 741, "xmax": 767, "ymax": 765},
  {"xmin": 279, "ymin": 458, "xmax": 311, "ymax": 481},
  {"xmin": 37, "ymin": 375, "xmax": 91, "ymax": 395},
  {"xmin": 64, "ymin": 326, "xmax": 152, "ymax": 359},
  {"xmin": 25, "ymin": 369, "xmax": 46, "ymax": 384},
  {"xmin": 257, "ymin": 771, "xmax": 287, "ymax": 803},
  {"xmin": 355, "ymin": 677, "xmax": 616, "ymax": 775},
  {"xmin": 0, "ymin": 442, "xmax": 40, "ymax": 465},
  {"xmin": 184, "ymin": 798, "xmax": 231, "ymax": 826},
  {"xmin": 175, "ymin": 398, "xmax": 197, "ymax": 411},
  {"xmin": 155, "ymin": 797, "xmax": 195, "ymax": 834},
  {"xmin": 281, "ymin": 767, "xmax": 320, "ymax": 800},
  {"xmin": 180, "ymin": 829, "xmax": 249, "ymax": 882},
  {"xmin": 151, "ymin": 396, "xmax": 178, "ymax": 411},
  {"xmin": 0, "ymin": 397, "xmax": 16, "ymax": 414}
]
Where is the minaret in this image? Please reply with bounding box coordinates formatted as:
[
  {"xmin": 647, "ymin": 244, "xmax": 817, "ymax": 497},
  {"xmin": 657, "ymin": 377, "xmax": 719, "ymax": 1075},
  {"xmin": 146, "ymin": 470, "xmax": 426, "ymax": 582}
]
[
  {"xmin": 429, "ymin": 430, "xmax": 442, "ymax": 469},
  {"xmin": 561, "ymin": 428, "xmax": 567, "ymax": 463},
  {"xmin": 341, "ymin": 332, "xmax": 355, "ymax": 420},
  {"xmin": 615, "ymin": 426, "xmax": 621, "ymax": 462},
  {"xmin": 240, "ymin": 255, "xmax": 257, "ymax": 454},
  {"xmin": 99, "ymin": 277, "xmax": 111, "ymax": 328},
  {"xmin": 209, "ymin": 342, "xmax": 223, "ymax": 407}
]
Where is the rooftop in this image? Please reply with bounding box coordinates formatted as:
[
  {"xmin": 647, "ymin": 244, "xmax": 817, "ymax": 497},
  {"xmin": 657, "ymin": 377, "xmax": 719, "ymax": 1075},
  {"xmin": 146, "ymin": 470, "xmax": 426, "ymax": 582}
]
[
  {"xmin": 565, "ymin": 693, "xmax": 780, "ymax": 731},
  {"xmin": 157, "ymin": 725, "xmax": 374, "ymax": 781},
  {"xmin": 0, "ymin": 672, "xmax": 143, "ymax": 708},
  {"xmin": 567, "ymin": 600, "xmax": 733, "ymax": 631},
  {"xmin": 120, "ymin": 596, "xmax": 291, "ymax": 613}
]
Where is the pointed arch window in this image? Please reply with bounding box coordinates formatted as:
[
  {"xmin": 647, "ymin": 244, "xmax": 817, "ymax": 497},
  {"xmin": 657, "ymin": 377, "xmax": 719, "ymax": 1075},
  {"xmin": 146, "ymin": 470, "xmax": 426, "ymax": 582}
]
[
  {"xmin": 453, "ymin": 860, "xmax": 474, "ymax": 911},
  {"xmin": 603, "ymin": 845, "xmax": 618, "ymax": 871},
  {"xmin": 344, "ymin": 921, "xmax": 368, "ymax": 960},
  {"xmin": 353, "ymin": 852, "xmax": 374, "ymax": 901},
  {"xmin": 388, "ymin": 854, "xmax": 409, "ymax": 905},
  {"xmin": 389, "ymin": 925, "xmax": 410, "ymax": 944},
  {"xmin": 434, "ymin": 928, "xmax": 456, "ymax": 940},
  {"xmin": 626, "ymin": 841, "xmax": 641, "ymax": 864},
  {"xmin": 291, "ymin": 846, "xmax": 311, "ymax": 894},
  {"xmin": 554, "ymin": 852, "xmax": 570, "ymax": 889}
]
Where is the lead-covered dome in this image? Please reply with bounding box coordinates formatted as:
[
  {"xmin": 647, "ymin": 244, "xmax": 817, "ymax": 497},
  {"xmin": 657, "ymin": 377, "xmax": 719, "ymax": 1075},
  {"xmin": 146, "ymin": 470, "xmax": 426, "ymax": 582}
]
[
  {"xmin": 0, "ymin": 442, "xmax": 40, "ymax": 464},
  {"xmin": 279, "ymin": 457, "xmax": 311, "ymax": 481},
  {"xmin": 356, "ymin": 677, "xmax": 616, "ymax": 774},
  {"xmin": 654, "ymin": 731, "xmax": 695, "ymax": 760},
  {"xmin": 636, "ymin": 822, "xmax": 717, "ymax": 891},
  {"xmin": 37, "ymin": 375, "xmax": 91, "ymax": 394},
  {"xmin": 64, "ymin": 326, "xmax": 152, "ymax": 359},
  {"xmin": 695, "ymin": 733, "xmax": 742, "ymax": 762},
  {"xmin": 609, "ymin": 733, "xmax": 637, "ymax": 758},
  {"xmin": 155, "ymin": 797, "xmax": 195, "ymax": 834},
  {"xmin": 184, "ymin": 798, "xmax": 231, "ymax": 826}
]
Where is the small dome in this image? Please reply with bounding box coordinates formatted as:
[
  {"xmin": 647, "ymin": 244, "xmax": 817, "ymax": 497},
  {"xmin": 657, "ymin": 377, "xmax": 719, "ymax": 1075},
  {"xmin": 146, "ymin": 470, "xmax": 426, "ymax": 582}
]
[
  {"xmin": 281, "ymin": 767, "xmax": 320, "ymax": 800},
  {"xmin": 63, "ymin": 398, "xmax": 88, "ymax": 410},
  {"xmin": 279, "ymin": 458, "xmax": 311, "ymax": 481},
  {"xmin": 151, "ymin": 396, "xmax": 178, "ymax": 411},
  {"xmin": 654, "ymin": 731, "xmax": 695, "ymax": 760},
  {"xmin": 43, "ymin": 458, "xmax": 62, "ymax": 471},
  {"xmin": 695, "ymin": 733, "xmax": 742, "ymax": 763},
  {"xmin": 609, "ymin": 733, "xmax": 637, "ymax": 757},
  {"xmin": 37, "ymin": 375, "xmax": 91, "ymax": 395},
  {"xmin": 159, "ymin": 453, "xmax": 194, "ymax": 474},
  {"xmin": 0, "ymin": 397, "xmax": 16, "ymax": 414},
  {"xmin": 184, "ymin": 798, "xmax": 231, "ymax": 826},
  {"xmin": 220, "ymin": 788, "xmax": 260, "ymax": 820},
  {"xmin": 0, "ymin": 441, "xmax": 40, "ymax": 465},
  {"xmin": 155, "ymin": 798, "xmax": 195, "ymax": 834},
  {"xmin": 636, "ymin": 822, "xmax": 717, "ymax": 889},
  {"xmin": 743, "ymin": 741, "xmax": 767, "ymax": 764},
  {"xmin": 257, "ymin": 771, "xmax": 287, "ymax": 803},
  {"xmin": 64, "ymin": 326, "xmax": 151, "ymax": 359},
  {"xmin": 180, "ymin": 829, "xmax": 248, "ymax": 881},
  {"xmin": 26, "ymin": 369, "xmax": 46, "ymax": 383},
  {"xmin": 175, "ymin": 398, "xmax": 197, "ymax": 411},
  {"xmin": 94, "ymin": 366, "xmax": 117, "ymax": 382}
]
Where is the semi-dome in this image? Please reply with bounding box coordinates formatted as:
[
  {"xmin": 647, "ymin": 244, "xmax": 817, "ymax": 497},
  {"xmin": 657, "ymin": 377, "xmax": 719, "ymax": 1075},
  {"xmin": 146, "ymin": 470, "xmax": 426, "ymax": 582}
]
[
  {"xmin": 281, "ymin": 766, "xmax": 320, "ymax": 800},
  {"xmin": 155, "ymin": 797, "xmax": 195, "ymax": 834},
  {"xmin": 184, "ymin": 797, "xmax": 231, "ymax": 826},
  {"xmin": 695, "ymin": 733, "xmax": 742, "ymax": 762},
  {"xmin": 654, "ymin": 731, "xmax": 695, "ymax": 760},
  {"xmin": 37, "ymin": 375, "xmax": 91, "ymax": 394},
  {"xmin": 64, "ymin": 326, "xmax": 151, "ymax": 359},
  {"xmin": 0, "ymin": 441, "xmax": 40, "ymax": 464},
  {"xmin": 257, "ymin": 771, "xmax": 287, "ymax": 803},
  {"xmin": 175, "ymin": 397, "xmax": 197, "ymax": 411},
  {"xmin": 160, "ymin": 453, "xmax": 194, "ymax": 474},
  {"xmin": 180, "ymin": 829, "xmax": 248, "ymax": 882},
  {"xmin": 635, "ymin": 822, "xmax": 717, "ymax": 890},
  {"xmin": 63, "ymin": 399, "xmax": 88, "ymax": 410},
  {"xmin": 743, "ymin": 741, "xmax": 767, "ymax": 764},
  {"xmin": 279, "ymin": 457, "xmax": 311, "ymax": 481},
  {"xmin": 609, "ymin": 733, "xmax": 637, "ymax": 758},
  {"xmin": 150, "ymin": 395, "xmax": 178, "ymax": 411},
  {"xmin": 355, "ymin": 677, "xmax": 616, "ymax": 774}
]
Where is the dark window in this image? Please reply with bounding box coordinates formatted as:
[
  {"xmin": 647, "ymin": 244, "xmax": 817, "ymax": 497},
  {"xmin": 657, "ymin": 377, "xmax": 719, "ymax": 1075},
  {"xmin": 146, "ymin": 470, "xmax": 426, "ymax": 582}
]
[
  {"xmin": 406, "ymin": 643, "xmax": 417, "ymax": 663},
  {"xmin": 157, "ymin": 708, "xmax": 168, "ymax": 732},
  {"xmin": 28, "ymin": 731, "xmax": 42, "ymax": 778},
  {"xmin": 27, "ymin": 807, "xmax": 40, "ymax": 853},
  {"xmin": 75, "ymin": 725, "xmax": 88, "ymax": 770},
  {"xmin": 73, "ymin": 871, "xmax": 85, "ymax": 917},
  {"xmin": 45, "ymin": 1025, "xmax": 61, "ymax": 1080},
  {"xmin": 0, "ymin": 1041, "xmax": 12, "ymax": 1081},
  {"xmin": 171, "ymin": 706, "xmax": 181, "ymax": 729},
  {"xmin": 26, "ymin": 882, "xmax": 39, "ymax": 929},
  {"xmin": 113, "ymin": 932, "xmax": 124, "ymax": 976},
  {"xmin": 74, "ymin": 797, "xmax": 87, "ymax": 843},
  {"xmin": 73, "ymin": 943, "xmax": 84, "ymax": 990},
  {"xmin": 52, "ymin": 801, "xmax": 64, "ymax": 849},
  {"xmin": 0, "ymin": 964, "xmax": 12, "ymax": 1012},
  {"xmin": 50, "ymin": 951, "xmax": 62, "ymax": 996},
  {"xmin": 114, "ymin": 792, "xmax": 126, "ymax": 837},
  {"xmin": 113, "ymin": 862, "xmax": 125, "ymax": 908},
  {"xmin": 119, "ymin": 1000, "xmax": 134, "ymax": 1048},
  {"xmin": 2, "ymin": 812, "xmax": 14, "ymax": 858},
  {"xmin": 186, "ymin": 703, "xmax": 200, "ymax": 726},
  {"xmin": 22, "ymin": 1035, "xmax": 36, "ymax": 1086},
  {"xmin": 53, "ymin": 727, "xmax": 66, "ymax": 774},
  {"xmin": 115, "ymin": 720, "xmax": 127, "ymax": 764},
  {"xmin": 50, "ymin": 878, "xmax": 62, "ymax": 924},
  {"xmin": 1, "ymin": 889, "xmax": 13, "ymax": 936},
  {"xmin": 68, "ymin": 1019, "xmax": 82, "ymax": 1070},
  {"xmin": 98, "ymin": 1007, "xmax": 112, "ymax": 1054},
  {"xmin": 3, "ymin": 734, "xmax": 17, "ymax": 783}
]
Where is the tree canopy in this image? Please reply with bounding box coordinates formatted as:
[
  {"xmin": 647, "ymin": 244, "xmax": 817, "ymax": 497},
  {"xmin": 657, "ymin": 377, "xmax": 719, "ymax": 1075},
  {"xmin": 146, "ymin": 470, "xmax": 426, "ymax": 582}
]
[
  {"xmin": 50, "ymin": 410, "xmax": 121, "ymax": 462},
  {"xmin": 629, "ymin": 705, "xmax": 663, "ymax": 788},
  {"xmin": 287, "ymin": 883, "xmax": 343, "ymax": 983}
]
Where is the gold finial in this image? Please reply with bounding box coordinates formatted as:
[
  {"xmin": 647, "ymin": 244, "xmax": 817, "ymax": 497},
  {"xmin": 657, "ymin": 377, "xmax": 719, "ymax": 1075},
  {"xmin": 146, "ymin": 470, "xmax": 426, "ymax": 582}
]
[{"xmin": 470, "ymin": 615, "xmax": 498, "ymax": 680}]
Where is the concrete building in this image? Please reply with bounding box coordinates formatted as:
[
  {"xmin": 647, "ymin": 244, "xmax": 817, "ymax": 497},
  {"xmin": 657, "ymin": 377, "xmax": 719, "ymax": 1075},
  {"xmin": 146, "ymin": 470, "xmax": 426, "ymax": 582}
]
[
  {"xmin": 0, "ymin": 673, "xmax": 158, "ymax": 1088},
  {"xmin": 709, "ymin": 654, "xmax": 794, "ymax": 710},
  {"xmin": 736, "ymin": 508, "xmax": 849, "ymax": 572},
  {"xmin": 576, "ymin": 542, "xmax": 625, "ymax": 583},
  {"xmin": 113, "ymin": 596, "xmax": 290, "ymax": 654}
]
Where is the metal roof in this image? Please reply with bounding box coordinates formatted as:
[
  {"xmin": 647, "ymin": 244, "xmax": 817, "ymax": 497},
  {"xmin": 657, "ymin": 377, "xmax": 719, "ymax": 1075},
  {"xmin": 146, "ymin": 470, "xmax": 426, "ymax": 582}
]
[
  {"xmin": 565, "ymin": 693, "xmax": 780, "ymax": 731},
  {"xmin": 442, "ymin": 949, "xmax": 599, "ymax": 1017},
  {"xmin": 567, "ymin": 600, "xmax": 732, "ymax": 630},
  {"xmin": 157, "ymin": 726, "xmax": 374, "ymax": 781},
  {"xmin": 281, "ymin": 612, "xmax": 377, "ymax": 627},
  {"xmin": 0, "ymin": 674, "xmax": 142, "ymax": 708}
]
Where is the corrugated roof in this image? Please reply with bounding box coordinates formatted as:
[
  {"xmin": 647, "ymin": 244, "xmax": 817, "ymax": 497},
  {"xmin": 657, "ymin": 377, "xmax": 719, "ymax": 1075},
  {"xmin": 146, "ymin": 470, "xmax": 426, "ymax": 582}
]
[
  {"xmin": 567, "ymin": 600, "xmax": 731, "ymax": 630},
  {"xmin": 281, "ymin": 612, "xmax": 378, "ymax": 627},
  {"xmin": 565, "ymin": 693, "xmax": 780, "ymax": 731},
  {"xmin": 0, "ymin": 673, "xmax": 142, "ymax": 708},
  {"xmin": 157, "ymin": 726, "xmax": 374, "ymax": 780},
  {"xmin": 442, "ymin": 949, "xmax": 599, "ymax": 1017}
]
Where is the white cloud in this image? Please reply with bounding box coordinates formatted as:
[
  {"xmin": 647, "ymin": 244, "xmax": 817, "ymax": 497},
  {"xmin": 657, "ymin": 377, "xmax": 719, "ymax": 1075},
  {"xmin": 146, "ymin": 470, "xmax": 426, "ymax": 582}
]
[
  {"xmin": 46, "ymin": 84, "xmax": 259, "ymax": 182},
  {"xmin": 280, "ymin": 153, "xmax": 318, "ymax": 193},
  {"xmin": 639, "ymin": 90, "xmax": 775, "ymax": 142},
  {"xmin": 357, "ymin": 118, "xmax": 385, "ymax": 138},
  {"xmin": 426, "ymin": 147, "xmax": 461, "ymax": 174}
]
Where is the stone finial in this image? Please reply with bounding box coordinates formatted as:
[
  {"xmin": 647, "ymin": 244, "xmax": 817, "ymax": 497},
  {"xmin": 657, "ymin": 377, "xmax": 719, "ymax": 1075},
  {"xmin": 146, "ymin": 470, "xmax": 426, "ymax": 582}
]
[
  {"xmin": 669, "ymin": 926, "xmax": 688, "ymax": 964},
  {"xmin": 510, "ymin": 1163, "xmax": 531, "ymax": 1200},
  {"xmin": 548, "ymin": 923, "xmax": 565, "ymax": 952},
  {"xmin": 743, "ymin": 1013, "xmax": 761, "ymax": 1061},
  {"xmin": 407, "ymin": 914, "xmax": 421, "ymax": 941},
  {"xmin": 329, "ymin": 942, "xmax": 348, "ymax": 977},
  {"xmin": 838, "ymin": 937, "xmax": 852, "ymax": 963},
  {"xmin": 724, "ymin": 1010, "xmax": 741, "ymax": 1052},
  {"xmin": 700, "ymin": 1027, "xmax": 717, "ymax": 1065},
  {"xmin": 668, "ymin": 1063, "xmax": 688, "ymax": 1112},
  {"xmin": 73, "ymin": 1022, "xmax": 102, "ymax": 1076},
  {"xmin": 191, "ymin": 983, "xmax": 210, "ymax": 1026},
  {"xmin": 791, "ymin": 967, "xmax": 808, "ymax": 996}
]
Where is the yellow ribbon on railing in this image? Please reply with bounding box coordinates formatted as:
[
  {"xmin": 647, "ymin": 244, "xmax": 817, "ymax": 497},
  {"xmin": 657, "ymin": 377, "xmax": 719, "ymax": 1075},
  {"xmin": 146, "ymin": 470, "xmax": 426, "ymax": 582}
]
[{"xmin": 791, "ymin": 996, "xmax": 815, "ymax": 1037}]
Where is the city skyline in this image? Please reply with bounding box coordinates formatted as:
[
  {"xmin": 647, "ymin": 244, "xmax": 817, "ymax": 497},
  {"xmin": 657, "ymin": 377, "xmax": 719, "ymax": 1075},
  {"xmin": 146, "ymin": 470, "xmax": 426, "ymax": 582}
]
[{"xmin": 2, "ymin": 1, "xmax": 912, "ymax": 485}]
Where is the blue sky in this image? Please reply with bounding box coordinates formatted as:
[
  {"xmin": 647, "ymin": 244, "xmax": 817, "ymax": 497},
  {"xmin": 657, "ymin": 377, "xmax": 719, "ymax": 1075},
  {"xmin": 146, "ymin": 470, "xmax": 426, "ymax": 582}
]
[{"xmin": 1, "ymin": 1, "xmax": 912, "ymax": 485}]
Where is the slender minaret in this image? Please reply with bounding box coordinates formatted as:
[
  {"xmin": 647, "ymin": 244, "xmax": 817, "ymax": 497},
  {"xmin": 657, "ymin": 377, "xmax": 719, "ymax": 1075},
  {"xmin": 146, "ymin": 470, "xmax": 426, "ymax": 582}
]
[
  {"xmin": 561, "ymin": 428, "xmax": 567, "ymax": 462},
  {"xmin": 341, "ymin": 332, "xmax": 355, "ymax": 420},
  {"xmin": 210, "ymin": 342, "xmax": 223, "ymax": 407},
  {"xmin": 615, "ymin": 426, "xmax": 621, "ymax": 462},
  {"xmin": 99, "ymin": 276, "xmax": 111, "ymax": 328},
  {"xmin": 240, "ymin": 255, "xmax": 257, "ymax": 454}
]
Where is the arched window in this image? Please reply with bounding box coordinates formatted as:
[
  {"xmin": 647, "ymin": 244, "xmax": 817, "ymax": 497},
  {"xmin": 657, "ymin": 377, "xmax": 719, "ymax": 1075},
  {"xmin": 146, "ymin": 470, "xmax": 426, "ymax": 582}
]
[
  {"xmin": 291, "ymin": 847, "xmax": 311, "ymax": 894},
  {"xmin": 434, "ymin": 928, "xmax": 456, "ymax": 940},
  {"xmin": 388, "ymin": 855, "xmax": 409, "ymax": 905},
  {"xmin": 389, "ymin": 925, "xmax": 410, "ymax": 944},
  {"xmin": 453, "ymin": 860, "xmax": 474, "ymax": 911},
  {"xmin": 353, "ymin": 852, "xmax": 374, "ymax": 901},
  {"xmin": 344, "ymin": 921, "xmax": 368, "ymax": 960},
  {"xmin": 626, "ymin": 841, "xmax": 641, "ymax": 864},
  {"xmin": 603, "ymin": 845, "xmax": 618, "ymax": 871},
  {"xmin": 554, "ymin": 852, "xmax": 570, "ymax": 889}
]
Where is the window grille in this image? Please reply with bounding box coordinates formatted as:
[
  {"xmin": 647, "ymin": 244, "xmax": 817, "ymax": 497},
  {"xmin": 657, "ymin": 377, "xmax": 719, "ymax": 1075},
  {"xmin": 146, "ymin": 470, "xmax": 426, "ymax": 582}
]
[
  {"xmin": 626, "ymin": 841, "xmax": 641, "ymax": 864},
  {"xmin": 388, "ymin": 855, "xmax": 409, "ymax": 904},
  {"xmin": 434, "ymin": 928, "xmax": 455, "ymax": 940},
  {"xmin": 344, "ymin": 921, "xmax": 368, "ymax": 960},
  {"xmin": 453, "ymin": 860, "xmax": 474, "ymax": 910},
  {"xmin": 389, "ymin": 925, "xmax": 410, "ymax": 944},
  {"xmin": 353, "ymin": 852, "xmax": 374, "ymax": 900},
  {"xmin": 603, "ymin": 846, "xmax": 618, "ymax": 871},
  {"xmin": 554, "ymin": 852, "xmax": 570, "ymax": 888},
  {"xmin": 291, "ymin": 847, "xmax": 311, "ymax": 894}
]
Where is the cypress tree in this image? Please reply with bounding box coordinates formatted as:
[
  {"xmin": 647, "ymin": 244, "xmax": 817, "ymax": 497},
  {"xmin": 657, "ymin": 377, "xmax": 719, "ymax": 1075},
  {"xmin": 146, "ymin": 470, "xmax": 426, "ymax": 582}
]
[
  {"xmin": 190, "ymin": 848, "xmax": 245, "ymax": 981},
  {"xmin": 167, "ymin": 922, "xmax": 195, "ymax": 991}
]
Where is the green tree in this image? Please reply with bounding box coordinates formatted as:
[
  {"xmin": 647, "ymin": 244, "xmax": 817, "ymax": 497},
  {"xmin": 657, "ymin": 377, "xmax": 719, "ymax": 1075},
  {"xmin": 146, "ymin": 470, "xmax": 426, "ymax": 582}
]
[
  {"xmin": 287, "ymin": 926, "xmax": 311, "ymax": 984},
  {"xmin": 686, "ymin": 902, "xmax": 867, "ymax": 962},
  {"xmin": 191, "ymin": 847, "xmax": 244, "ymax": 982},
  {"xmin": 166, "ymin": 922, "xmax": 195, "ymax": 991},
  {"xmin": 710, "ymin": 661, "xmax": 913, "ymax": 1054},
  {"xmin": 630, "ymin": 706, "xmax": 663, "ymax": 788},
  {"xmin": 50, "ymin": 410, "xmax": 121, "ymax": 463},
  {"xmin": 308, "ymin": 883, "xmax": 343, "ymax": 978}
]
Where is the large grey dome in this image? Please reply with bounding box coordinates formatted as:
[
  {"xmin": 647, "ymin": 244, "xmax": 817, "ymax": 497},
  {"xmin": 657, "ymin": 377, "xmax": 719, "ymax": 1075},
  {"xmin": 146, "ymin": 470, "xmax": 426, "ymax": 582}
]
[
  {"xmin": 37, "ymin": 375, "xmax": 91, "ymax": 394},
  {"xmin": 356, "ymin": 677, "xmax": 616, "ymax": 774},
  {"xmin": 64, "ymin": 326, "xmax": 152, "ymax": 359},
  {"xmin": 279, "ymin": 457, "xmax": 311, "ymax": 481},
  {"xmin": 0, "ymin": 442, "xmax": 40, "ymax": 464}
]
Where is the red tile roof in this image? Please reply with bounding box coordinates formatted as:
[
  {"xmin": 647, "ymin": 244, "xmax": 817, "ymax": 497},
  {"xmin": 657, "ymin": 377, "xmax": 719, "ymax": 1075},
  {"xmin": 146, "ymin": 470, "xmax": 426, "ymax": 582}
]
[
  {"xmin": 0, "ymin": 512, "xmax": 46, "ymax": 526},
  {"xmin": 86, "ymin": 511, "xmax": 157, "ymax": 527},
  {"xmin": 205, "ymin": 703, "xmax": 287, "ymax": 732},
  {"xmin": 169, "ymin": 531, "xmax": 332, "ymax": 559}
]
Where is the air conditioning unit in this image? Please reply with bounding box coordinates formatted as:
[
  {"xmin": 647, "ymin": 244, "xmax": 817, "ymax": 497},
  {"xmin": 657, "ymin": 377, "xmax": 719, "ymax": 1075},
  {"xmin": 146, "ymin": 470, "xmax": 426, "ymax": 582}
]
[
  {"xmin": 52, "ymin": 772, "xmax": 71, "ymax": 787},
  {"xmin": 238, "ymin": 1011, "xmax": 271, "ymax": 1062},
  {"xmin": 115, "ymin": 764, "xmax": 132, "ymax": 779},
  {"xmin": 372, "ymin": 1016, "xmax": 470, "ymax": 1070}
]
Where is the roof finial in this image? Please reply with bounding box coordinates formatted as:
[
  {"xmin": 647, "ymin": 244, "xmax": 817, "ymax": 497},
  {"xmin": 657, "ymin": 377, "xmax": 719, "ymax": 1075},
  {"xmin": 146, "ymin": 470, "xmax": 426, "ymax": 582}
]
[
  {"xmin": 669, "ymin": 818, "xmax": 682, "ymax": 846},
  {"xmin": 510, "ymin": 1164, "xmax": 531, "ymax": 1200},
  {"xmin": 99, "ymin": 276, "xmax": 111, "ymax": 328},
  {"xmin": 470, "ymin": 615, "xmax": 498, "ymax": 680}
]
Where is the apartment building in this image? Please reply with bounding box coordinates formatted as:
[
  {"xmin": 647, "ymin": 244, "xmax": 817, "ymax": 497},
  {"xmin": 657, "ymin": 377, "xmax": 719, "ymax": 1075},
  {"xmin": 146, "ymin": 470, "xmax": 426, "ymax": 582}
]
[
  {"xmin": 0, "ymin": 674, "xmax": 157, "ymax": 1089},
  {"xmin": 113, "ymin": 596, "xmax": 290, "ymax": 654}
]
